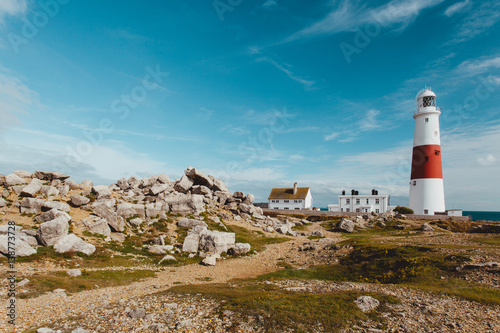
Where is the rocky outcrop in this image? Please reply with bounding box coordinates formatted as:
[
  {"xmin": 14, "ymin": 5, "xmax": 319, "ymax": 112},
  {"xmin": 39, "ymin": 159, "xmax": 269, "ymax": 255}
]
[
  {"xmin": 93, "ymin": 202, "xmax": 124, "ymax": 232},
  {"xmin": 54, "ymin": 234, "xmax": 96, "ymax": 255},
  {"xmin": 20, "ymin": 178, "xmax": 44, "ymax": 197},
  {"xmin": 174, "ymin": 175, "xmax": 194, "ymax": 193},
  {"xmin": 163, "ymin": 194, "xmax": 204, "ymax": 215},
  {"xmin": 92, "ymin": 185, "xmax": 112, "ymax": 200},
  {"xmin": 5, "ymin": 173, "xmax": 27, "ymax": 186},
  {"xmin": 33, "ymin": 171, "xmax": 70, "ymax": 182},
  {"xmin": 36, "ymin": 216, "xmax": 70, "ymax": 246},
  {"xmin": 0, "ymin": 234, "xmax": 37, "ymax": 257}
]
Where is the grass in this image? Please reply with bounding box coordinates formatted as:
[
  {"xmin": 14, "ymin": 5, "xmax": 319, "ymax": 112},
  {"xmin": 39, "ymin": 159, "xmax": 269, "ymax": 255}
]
[
  {"xmin": 259, "ymin": 243, "xmax": 500, "ymax": 306},
  {"xmin": 225, "ymin": 224, "xmax": 289, "ymax": 252},
  {"xmin": 169, "ymin": 282, "xmax": 398, "ymax": 332},
  {"xmin": 16, "ymin": 269, "xmax": 155, "ymax": 299}
]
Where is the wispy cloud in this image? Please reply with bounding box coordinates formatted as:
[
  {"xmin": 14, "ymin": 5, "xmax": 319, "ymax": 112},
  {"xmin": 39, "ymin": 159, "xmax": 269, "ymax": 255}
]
[
  {"xmin": 455, "ymin": 55, "xmax": 500, "ymax": 76},
  {"xmin": 358, "ymin": 109, "xmax": 380, "ymax": 130},
  {"xmin": 219, "ymin": 124, "xmax": 251, "ymax": 136},
  {"xmin": 447, "ymin": 1, "xmax": 500, "ymax": 44},
  {"xmin": 444, "ymin": 0, "xmax": 470, "ymax": 17},
  {"xmin": 324, "ymin": 132, "xmax": 340, "ymax": 141},
  {"xmin": 283, "ymin": 0, "xmax": 443, "ymax": 43},
  {"xmin": 0, "ymin": 0, "xmax": 27, "ymax": 22},
  {"xmin": 257, "ymin": 57, "xmax": 315, "ymax": 89},
  {"xmin": 324, "ymin": 109, "xmax": 386, "ymax": 143},
  {"xmin": 262, "ymin": 0, "xmax": 278, "ymax": 10}
]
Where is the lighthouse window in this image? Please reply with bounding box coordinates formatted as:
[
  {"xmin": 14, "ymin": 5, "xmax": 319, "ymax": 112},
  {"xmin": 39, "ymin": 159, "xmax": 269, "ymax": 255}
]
[
  {"xmin": 425, "ymin": 156, "xmax": 429, "ymax": 162},
  {"xmin": 423, "ymin": 96, "xmax": 435, "ymax": 107},
  {"xmin": 425, "ymin": 118, "xmax": 429, "ymax": 123}
]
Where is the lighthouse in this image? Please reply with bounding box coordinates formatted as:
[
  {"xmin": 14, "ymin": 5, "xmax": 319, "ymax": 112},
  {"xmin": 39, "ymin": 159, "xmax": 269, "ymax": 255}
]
[{"xmin": 409, "ymin": 88, "xmax": 445, "ymax": 215}]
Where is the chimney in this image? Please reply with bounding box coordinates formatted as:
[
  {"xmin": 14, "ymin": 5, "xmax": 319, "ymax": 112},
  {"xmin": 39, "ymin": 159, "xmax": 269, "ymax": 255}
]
[{"xmin": 293, "ymin": 182, "xmax": 298, "ymax": 196}]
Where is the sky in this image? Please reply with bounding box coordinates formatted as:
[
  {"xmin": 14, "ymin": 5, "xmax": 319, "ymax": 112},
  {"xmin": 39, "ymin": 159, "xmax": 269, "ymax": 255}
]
[{"xmin": 0, "ymin": 0, "xmax": 499, "ymax": 210}]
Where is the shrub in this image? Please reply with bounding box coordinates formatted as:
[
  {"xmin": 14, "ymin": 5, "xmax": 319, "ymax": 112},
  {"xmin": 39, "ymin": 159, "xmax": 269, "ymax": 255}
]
[{"xmin": 394, "ymin": 206, "xmax": 414, "ymax": 214}]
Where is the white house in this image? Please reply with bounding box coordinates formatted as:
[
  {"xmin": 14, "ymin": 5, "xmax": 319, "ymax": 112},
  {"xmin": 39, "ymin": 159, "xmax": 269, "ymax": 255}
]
[
  {"xmin": 268, "ymin": 183, "xmax": 313, "ymax": 210},
  {"xmin": 328, "ymin": 189, "xmax": 391, "ymax": 213}
]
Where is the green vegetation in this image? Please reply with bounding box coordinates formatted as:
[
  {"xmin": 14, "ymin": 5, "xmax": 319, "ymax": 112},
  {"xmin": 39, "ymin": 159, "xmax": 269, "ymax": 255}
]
[
  {"xmin": 169, "ymin": 282, "xmax": 398, "ymax": 332},
  {"xmin": 225, "ymin": 224, "xmax": 289, "ymax": 252},
  {"xmin": 394, "ymin": 206, "xmax": 414, "ymax": 214},
  {"xmin": 17, "ymin": 269, "xmax": 155, "ymax": 299}
]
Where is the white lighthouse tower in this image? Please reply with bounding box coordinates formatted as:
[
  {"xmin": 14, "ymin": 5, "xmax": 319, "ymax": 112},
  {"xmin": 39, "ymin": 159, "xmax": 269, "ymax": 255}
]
[{"xmin": 409, "ymin": 88, "xmax": 445, "ymax": 215}]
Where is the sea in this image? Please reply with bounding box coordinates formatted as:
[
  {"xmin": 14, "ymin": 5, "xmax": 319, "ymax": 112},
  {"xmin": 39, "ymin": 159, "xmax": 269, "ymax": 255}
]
[{"xmin": 462, "ymin": 211, "xmax": 500, "ymax": 222}]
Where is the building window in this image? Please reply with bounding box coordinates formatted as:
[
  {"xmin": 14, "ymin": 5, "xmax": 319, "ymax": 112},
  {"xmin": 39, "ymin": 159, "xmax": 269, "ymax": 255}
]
[
  {"xmin": 295, "ymin": 208, "xmax": 300, "ymax": 210},
  {"xmin": 284, "ymin": 207, "xmax": 289, "ymax": 210},
  {"xmin": 346, "ymin": 208, "xmax": 350, "ymax": 212},
  {"xmin": 424, "ymin": 209, "xmax": 429, "ymax": 214},
  {"xmin": 356, "ymin": 208, "xmax": 360, "ymax": 212},
  {"xmin": 346, "ymin": 199, "xmax": 350, "ymax": 204},
  {"xmin": 340, "ymin": 208, "xmax": 343, "ymax": 212},
  {"xmin": 284, "ymin": 200, "xmax": 289, "ymax": 203},
  {"xmin": 366, "ymin": 199, "xmax": 369, "ymax": 204},
  {"xmin": 294, "ymin": 200, "xmax": 298, "ymax": 203},
  {"xmin": 376, "ymin": 209, "xmax": 380, "ymax": 213},
  {"xmin": 375, "ymin": 199, "xmax": 380, "ymax": 204},
  {"xmin": 356, "ymin": 199, "xmax": 360, "ymax": 204},
  {"xmin": 425, "ymin": 118, "xmax": 429, "ymax": 123}
]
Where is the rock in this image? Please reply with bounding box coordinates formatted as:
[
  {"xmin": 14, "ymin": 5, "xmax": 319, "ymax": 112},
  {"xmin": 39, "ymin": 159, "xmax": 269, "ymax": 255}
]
[
  {"xmin": 311, "ymin": 230, "xmax": 324, "ymax": 238},
  {"xmin": 129, "ymin": 217, "xmax": 143, "ymax": 226},
  {"xmin": 158, "ymin": 254, "xmax": 177, "ymax": 264},
  {"xmin": 337, "ymin": 218, "xmax": 355, "ymax": 233},
  {"xmin": 462, "ymin": 262, "xmax": 498, "ymax": 269},
  {"xmin": 185, "ymin": 167, "xmax": 214, "ymax": 188},
  {"xmin": 67, "ymin": 269, "xmax": 82, "ymax": 277},
  {"xmin": 54, "ymin": 234, "xmax": 96, "ymax": 255},
  {"xmin": 116, "ymin": 202, "xmax": 140, "ymax": 218},
  {"xmin": 92, "ymin": 185, "xmax": 112, "ymax": 200},
  {"xmin": 354, "ymin": 296, "xmax": 380, "ymax": 312},
  {"xmin": 10, "ymin": 185, "xmax": 26, "ymax": 195},
  {"xmin": 376, "ymin": 221, "xmax": 386, "ymax": 228},
  {"xmin": 214, "ymin": 191, "xmax": 232, "ymax": 205},
  {"xmin": 148, "ymin": 245, "xmax": 174, "ymax": 254},
  {"xmin": 128, "ymin": 307, "xmax": 146, "ymax": 319},
  {"xmin": 201, "ymin": 256, "xmax": 217, "ymax": 266},
  {"xmin": 43, "ymin": 201, "xmax": 70, "ymax": 212},
  {"xmin": 36, "ymin": 216, "xmax": 69, "ymax": 246},
  {"xmin": 191, "ymin": 185, "xmax": 212, "ymax": 196},
  {"xmin": 35, "ymin": 208, "xmax": 71, "ymax": 223},
  {"xmin": 420, "ymin": 223, "xmax": 434, "ymax": 232},
  {"xmin": 40, "ymin": 185, "xmax": 60, "ymax": 197},
  {"xmin": 18, "ymin": 278, "xmax": 30, "ymax": 287},
  {"xmin": 174, "ymin": 175, "xmax": 194, "ymax": 193},
  {"xmin": 182, "ymin": 233, "xmax": 201, "ymax": 253},
  {"xmin": 233, "ymin": 191, "xmax": 245, "ymax": 199},
  {"xmin": 156, "ymin": 174, "xmax": 170, "ymax": 184},
  {"xmin": 64, "ymin": 179, "xmax": 80, "ymax": 190},
  {"xmin": 116, "ymin": 177, "xmax": 129, "ymax": 190},
  {"xmin": 58, "ymin": 185, "xmax": 70, "ymax": 197},
  {"xmin": 5, "ymin": 173, "xmax": 27, "ymax": 186},
  {"xmin": 71, "ymin": 328, "xmax": 89, "ymax": 333},
  {"xmin": 177, "ymin": 218, "xmax": 208, "ymax": 229},
  {"xmin": 228, "ymin": 243, "xmax": 251, "ymax": 255},
  {"xmin": 81, "ymin": 180, "xmax": 93, "ymax": 189},
  {"xmin": 20, "ymin": 178, "xmax": 44, "ymax": 197},
  {"xmin": 149, "ymin": 183, "xmax": 170, "ymax": 196},
  {"xmin": 0, "ymin": 235, "xmax": 37, "ymax": 257},
  {"xmin": 243, "ymin": 193, "xmax": 255, "ymax": 204},
  {"xmin": 83, "ymin": 219, "xmax": 111, "ymax": 237},
  {"xmin": 20, "ymin": 197, "xmax": 46, "ymax": 214},
  {"xmin": 0, "ymin": 198, "xmax": 6, "ymax": 208},
  {"xmin": 153, "ymin": 235, "xmax": 165, "ymax": 246},
  {"xmin": 396, "ymin": 224, "xmax": 407, "ymax": 230},
  {"xmin": 239, "ymin": 203, "xmax": 256, "ymax": 215},
  {"xmin": 70, "ymin": 194, "xmax": 90, "ymax": 206},
  {"xmin": 198, "ymin": 230, "xmax": 235, "ymax": 254},
  {"xmin": 110, "ymin": 233, "xmax": 126, "ymax": 242},
  {"xmin": 468, "ymin": 224, "xmax": 500, "ymax": 233},
  {"xmin": 13, "ymin": 170, "xmax": 32, "ymax": 178},
  {"xmin": 93, "ymin": 203, "xmax": 125, "ymax": 232},
  {"xmin": 263, "ymin": 226, "xmax": 275, "ymax": 233},
  {"xmin": 275, "ymin": 224, "xmax": 296, "ymax": 236},
  {"xmin": 140, "ymin": 175, "xmax": 158, "ymax": 188},
  {"xmin": 163, "ymin": 194, "xmax": 205, "ymax": 214},
  {"xmin": 33, "ymin": 171, "xmax": 70, "ymax": 181},
  {"xmin": 37, "ymin": 328, "xmax": 59, "ymax": 333}
]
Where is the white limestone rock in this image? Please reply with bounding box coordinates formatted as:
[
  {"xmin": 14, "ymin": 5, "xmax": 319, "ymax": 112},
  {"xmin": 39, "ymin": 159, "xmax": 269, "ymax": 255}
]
[
  {"xmin": 54, "ymin": 234, "xmax": 96, "ymax": 255},
  {"xmin": 36, "ymin": 216, "xmax": 70, "ymax": 246}
]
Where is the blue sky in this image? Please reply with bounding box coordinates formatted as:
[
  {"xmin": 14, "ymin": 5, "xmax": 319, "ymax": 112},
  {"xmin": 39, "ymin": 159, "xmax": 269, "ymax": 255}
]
[{"xmin": 0, "ymin": 0, "xmax": 499, "ymax": 210}]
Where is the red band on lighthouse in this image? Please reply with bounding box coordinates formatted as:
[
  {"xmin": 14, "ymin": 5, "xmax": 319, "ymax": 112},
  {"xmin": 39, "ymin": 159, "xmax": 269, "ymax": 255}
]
[{"xmin": 411, "ymin": 144, "xmax": 443, "ymax": 179}]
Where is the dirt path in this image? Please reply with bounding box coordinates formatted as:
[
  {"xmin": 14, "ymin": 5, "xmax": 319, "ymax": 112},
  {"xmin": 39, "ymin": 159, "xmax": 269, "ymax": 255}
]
[{"xmin": 1, "ymin": 233, "xmax": 341, "ymax": 333}]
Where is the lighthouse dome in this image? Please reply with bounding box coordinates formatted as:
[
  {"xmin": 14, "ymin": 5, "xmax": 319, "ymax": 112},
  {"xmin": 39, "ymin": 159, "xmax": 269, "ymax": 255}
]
[
  {"xmin": 415, "ymin": 87, "xmax": 437, "ymax": 111},
  {"xmin": 416, "ymin": 88, "xmax": 436, "ymax": 100}
]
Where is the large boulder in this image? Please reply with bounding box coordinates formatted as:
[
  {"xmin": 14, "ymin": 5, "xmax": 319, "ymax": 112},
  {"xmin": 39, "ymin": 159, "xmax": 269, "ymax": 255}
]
[
  {"xmin": 214, "ymin": 191, "xmax": 232, "ymax": 205},
  {"xmin": 116, "ymin": 202, "xmax": 145, "ymax": 218},
  {"xmin": 54, "ymin": 234, "xmax": 96, "ymax": 255},
  {"xmin": 20, "ymin": 197, "xmax": 46, "ymax": 214},
  {"xmin": 116, "ymin": 178, "xmax": 130, "ymax": 190},
  {"xmin": 40, "ymin": 185, "xmax": 60, "ymax": 197},
  {"xmin": 35, "ymin": 208, "xmax": 71, "ymax": 223},
  {"xmin": 156, "ymin": 174, "xmax": 170, "ymax": 184},
  {"xmin": 81, "ymin": 179, "xmax": 93, "ymax": 189},
  {"xmin": 212, "ymin": 178, "xmax": 230, "ymax": 193},
  {"xmin": 420, "ymin": 223, "xmax": 434, "ymax": 232},
  {"xmin": 177, "ymin": 218, "xmax": 208, "ymax": 229},
  {"xmin": 92, "ymin": 185, "xmax": 112, "ymax": 200},
  {"xmin": 174, "ymin": 175, "xmax": 194, "ymax": 193},
  {"xmin": 337, "ymin": 218, "xmax": 355, "ymax": 233},
  {"xmin": 182, "ymin": 233, "xmax": 201, "ymax": 253},
  {"xmin": 201, "ymin": 256, "xmax": 217, "ymax": 266},
  {"xmin": 70, "ymin": 194, "xmax": 90, "ymax": 207},
  {"xmin": 5, "ymin": 173, "xmax": 27, "ymax": 186},
  {"xmin": 354, "ymin": 296, "xmax": 380, "ymax": 312},
  {"xmin": 43, "ymin": 201, "xmax": 70, "ymax": 212},
  {"xmin": 239, "ymin": 203, "xmax": 256, "ymax": 215},
  {"xmin": 13, "ymin": 170, "xmax": 32, "ymax": 178},
  {"xmin": 149, "ymin": 184, "xmax": 170, "ymax": 196},
  {"xmin": 243, "ymin": 194, "xmax": 255, "ymax": 205},
  {"xmin": 83, "ymin": 219, "xmax": 111, "ymax": 237},
  {"xmin": 0, "ymin": 235, "xmax": 37, "ymax": 257},
  {"xmin": 93, "ymin": 203, "xmax": 124, "ymax": 232},
  {"xmin": 163, "ymin": 194, "xmax": 205, "ymax": 214},
  {"xmin": 64, "ymin": 179, "xmax": 80, "ymax": 190},
  {"xmin": 20, "ymin": 178, "xmax": 44, "ymax": 197},
  {"xmin": 0, "ymin": 198, "xmax": 6, "ymax": 208},
  {"xmin": 33, "ymin": 171, "xmax": 70, "ymax": 182},
  {"xmin": 198, "ymin": 230, "xmax": 235, "ymax": 254},
  {"xmin": 229, "ymin": 243, "xmax": 251, "ymax": 255},
  {"xmin": 36, "ymin": 216, "xmax": 70, "ymax": 246},
  {"xmin": 185, "ymin": 167, "xmax": 214, "ymax": 188}
]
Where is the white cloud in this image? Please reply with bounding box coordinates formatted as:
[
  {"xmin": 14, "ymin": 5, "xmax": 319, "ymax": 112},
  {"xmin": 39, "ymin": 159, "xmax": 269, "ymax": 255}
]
[
  {"xmin": 456, "ymin": 56, "xmax": 500, "ymax": 75},
  {"xmin": 284, "ymin": 0, "xmax": 443, "ymax": 42},
  {"xmin": 0, "ymin": 0, "xmax": 27, "ymax": 21},
  {"xmin": 359, "ymin": 109, "xmax": 380, "ymax": 130},
  {"xmin": 448, "ymin": 1, "xmax": 500, "ymax": 44},
  {"xmin": 324, "ymin": 132, "xmax": 341, "ymax": 141},
  {"xmin": 256, "ymin": 57, "xmax": 315, "ymax": 89},
  {"xmin": 444, "ymin": 0, "xmax": 469, "ymax": 17},
  {"xmin": 478, "ymin": 154, "xmax": 496, "ymax": 166},
  {"xmin": 219, "ymin": 124, "xmax": 251, "ymax": 136}
]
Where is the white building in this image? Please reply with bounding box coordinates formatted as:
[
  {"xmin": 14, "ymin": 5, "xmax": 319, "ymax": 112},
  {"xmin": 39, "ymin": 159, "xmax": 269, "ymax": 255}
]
[
  {"xmin": 268, "ymin": 183, "xmax": 313, "ymax": 210},
  {"xmin": 328, "ymin": 189, "xmax": 391, "ymax": 213}
]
